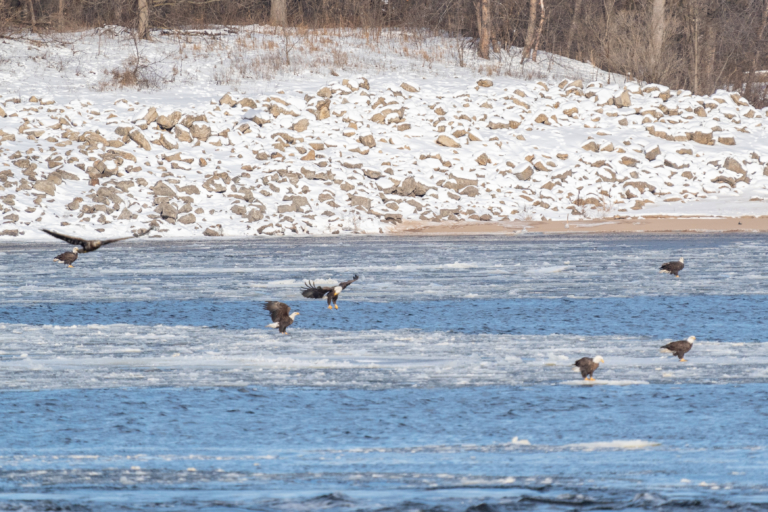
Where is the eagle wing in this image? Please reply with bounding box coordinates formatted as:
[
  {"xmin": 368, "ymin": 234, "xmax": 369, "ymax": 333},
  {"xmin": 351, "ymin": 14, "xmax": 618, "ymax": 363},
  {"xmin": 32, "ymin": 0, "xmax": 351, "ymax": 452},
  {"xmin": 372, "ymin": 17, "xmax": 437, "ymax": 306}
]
[
  {"xmin": 98, "ymin": 225, "xmax": 156, "ymax": 247},
  {"xmin": 42, "ymin": 229, "xmax": 89, "ymax": 248},
  {"xmin": 53, "ymin": 251, "xmax": 77, "ymax": 264},
  {"xmin": 301, "ymin": 281, "xmax": 333, "ymax": 299},
  {"xmin": 574, "ymin": 357, "xmax": 591, "ymax": 368},
  {"xmin": 43, "ymin": 226, "xmax": 154, "ymax": 252},
  {"xmin": 660, "ymin": 261, "xmax": 683, "ymax": 272},
  {"xmin": 338, "ymin": 274, "xmax": 359, "ymax": 291},
  {"xmin": 661, "ymin": 340, "xmax": 690, "ymax": 354},
  {"xmin": 264, "ymin": 301, "xmax": 291, "ymax": 322}
]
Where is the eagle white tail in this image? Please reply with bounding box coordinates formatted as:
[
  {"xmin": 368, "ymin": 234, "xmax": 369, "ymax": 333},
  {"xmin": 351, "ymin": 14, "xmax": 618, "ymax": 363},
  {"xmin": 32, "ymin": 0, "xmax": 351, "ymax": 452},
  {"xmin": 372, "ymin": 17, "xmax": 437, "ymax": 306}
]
[
  {"xmin": 660, "ymin": 348, "xmax": 672, "ymax": 353},
  {"xmin": 660, "ymin": 270, "xmax": 670, "ymax": 274},
  {"xmin": 572, "ymin": 366, "xmax": 581, "ymax": 373},
  {"xmin": 266, "ymin": 322, "xmax": 279, "ymax": 329}
]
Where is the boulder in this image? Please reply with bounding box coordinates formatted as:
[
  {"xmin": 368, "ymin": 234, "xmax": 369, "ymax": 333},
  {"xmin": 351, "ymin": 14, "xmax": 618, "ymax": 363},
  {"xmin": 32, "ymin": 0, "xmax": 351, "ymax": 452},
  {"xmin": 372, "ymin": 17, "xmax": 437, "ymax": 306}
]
[
  {"xmin": 157, "ymin": 111, "xmax": 182, "ymax": 130},
  {"xmin": 401, "ymin": 82, "xmax": 419, "ymax": 93},
  {"xmin": 178, "ymin": 213, "xmax": 196, "ymax": 225},
  {"xmin": 219, "ymin": 93, "xmax": 236, "ymax": 106},
  {"xmin": 129, "ymin": 129, "xmax": 151, "ymax": 151},
  {"xmin": 203, "ymin": 226, "xmax": 223, "ymax": 236},
  {"xmin": 614, "ymin": 90, "xmax": 632, "ymax": 108},
  {"xmin": 477, "ymin": 79, "xmax": 493, "ymax": 88},
  {"xmin": 349, "ymin": 196, "xmax": 371, "ymax": 209},
  {"xmin": 292, "ymin": 118, "xmax": 309, "ymax": 132},
  {"xmin": 33, "ymin": 180, "xmax": 56, "ymax": 196},
  {"xmin": 359, "ymin": 133, "xmax": 376, "ymax": 148},
  {"xmin": 190, "ymin": 123, "xmax": 211, "ymax": 141},
  {"xmin": 152, "ymin": 181, "xmax": 177, "ymax": 197},
  {"xmin": 436, "ymin": 135, "xmax": 461, "ymax": 148}
]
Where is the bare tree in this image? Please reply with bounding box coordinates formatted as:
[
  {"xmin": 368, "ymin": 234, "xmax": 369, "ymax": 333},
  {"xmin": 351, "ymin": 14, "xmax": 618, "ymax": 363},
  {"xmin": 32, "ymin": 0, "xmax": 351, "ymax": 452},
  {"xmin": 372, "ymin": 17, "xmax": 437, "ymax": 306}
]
[
  {"xmin": 650, "ymin": 0, "xmax": 666, "ymax": 70},
  {"xmin": 475, "ymin": 0, "xmax": 490, "ymax": 59},
  {"xmin": 566, "ymin": 0, "xmax": 584, "ymax": 57},
  {"xmin": 137, "ymin": 0, "xmax": 150, "ymax": 39},
  {"xmin": 521, "ymin": 0, "xmax": 537, "ymax": 63},
  {"xmin": 272, "ymin": 0, "xmax": 287, "ymax": 27},
  {"xmin": 531, "ymin": 0, "xmax": 545, "ymax": 61}
]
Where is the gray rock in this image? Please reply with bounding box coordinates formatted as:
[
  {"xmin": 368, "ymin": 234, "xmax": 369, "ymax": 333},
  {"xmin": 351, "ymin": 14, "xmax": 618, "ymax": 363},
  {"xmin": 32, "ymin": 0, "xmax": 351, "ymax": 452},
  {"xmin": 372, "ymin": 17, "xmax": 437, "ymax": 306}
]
[
  {"xmin": 153, "ymin": 181, "xmax": 177, "ymax": 197},
  {"xmin": 129, "ymin": 129, "xmax": 151, "ymax": 151},
  {"xmin": 178, "ymin": 213, "xmax": 196, "ymax": 225},
  {"xmin": 157, "ymin": 111, "xmax": 182, "ymax": 130},
  {"xmin": 33, "ymin": 180, "xmax": 56, "ymax": 196}
]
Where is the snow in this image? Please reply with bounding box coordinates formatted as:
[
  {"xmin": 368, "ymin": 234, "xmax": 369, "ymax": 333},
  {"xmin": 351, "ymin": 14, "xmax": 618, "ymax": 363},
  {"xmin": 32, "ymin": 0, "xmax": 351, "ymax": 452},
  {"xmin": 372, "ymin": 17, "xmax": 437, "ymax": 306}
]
[{"xmin": 1, "ymin": 27, "xmax": 766, "ymax": 240}]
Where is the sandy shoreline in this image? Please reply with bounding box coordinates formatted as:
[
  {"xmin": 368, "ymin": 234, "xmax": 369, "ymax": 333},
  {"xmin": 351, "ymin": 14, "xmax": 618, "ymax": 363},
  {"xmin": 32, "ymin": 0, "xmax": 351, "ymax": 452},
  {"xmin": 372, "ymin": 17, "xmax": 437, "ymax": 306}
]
[{"xmin": 390, "ymin": 216, "xmax": 768, "ymax": 235}]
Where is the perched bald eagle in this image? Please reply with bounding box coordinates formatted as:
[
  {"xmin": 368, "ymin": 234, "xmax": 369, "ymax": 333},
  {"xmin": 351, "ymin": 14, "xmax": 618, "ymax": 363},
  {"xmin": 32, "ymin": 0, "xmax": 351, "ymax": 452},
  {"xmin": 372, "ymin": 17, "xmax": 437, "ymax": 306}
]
[
  {"xmin": 53, "ymin": 247, "xmax": 79, "ymax": 268},
  {"xmin": 574, "ymin": 356, "xmax": 604, "ymax": 381},
  {"xmin": 264, "ymin": 301, "xmax": 299, "ymax": 334},
  {"xmin": 660, "ymin": 258, "xmax": 684, "ymax": 277},
  {"xmin": 43, "ymin": 226, "xmax": 154, "ymax": 253},
  {"xmin": 301, "ymin": 274, "xmax": 359, "ymax": 310},
  {"xmin": 661, "ymin": 336, "xmax": 695, "ymax": 362}
]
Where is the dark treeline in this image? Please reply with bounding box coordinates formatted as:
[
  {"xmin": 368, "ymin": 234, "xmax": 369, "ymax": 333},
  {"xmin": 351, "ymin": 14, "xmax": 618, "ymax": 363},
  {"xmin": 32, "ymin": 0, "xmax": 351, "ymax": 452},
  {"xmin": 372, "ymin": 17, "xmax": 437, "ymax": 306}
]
[{"xmin": 2, "ymin": 0, "xmax": 767, "ymax": 106}]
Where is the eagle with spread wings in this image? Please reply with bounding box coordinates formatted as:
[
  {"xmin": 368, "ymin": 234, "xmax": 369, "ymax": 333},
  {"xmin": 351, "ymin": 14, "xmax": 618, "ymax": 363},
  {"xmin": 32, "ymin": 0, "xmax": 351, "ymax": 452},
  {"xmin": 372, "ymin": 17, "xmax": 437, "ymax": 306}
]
[{"xmin": 300, "ymin": 274, "xmax": 359, "ymax": 310}]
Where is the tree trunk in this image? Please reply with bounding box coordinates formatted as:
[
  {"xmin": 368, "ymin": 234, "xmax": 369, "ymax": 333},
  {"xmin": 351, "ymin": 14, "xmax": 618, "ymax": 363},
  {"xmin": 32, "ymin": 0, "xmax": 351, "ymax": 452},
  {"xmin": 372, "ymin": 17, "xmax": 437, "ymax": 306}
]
[
  {"xmin": 691, "ymin": 0, "xmax": 700, "ymax": 95},
  {"xmin": 746, "ymin": 0, "xmax": 768, "ymax": 95},
  {"xmin": 475, "ymin": 0, "xmax": 490, "ymax": 59},
  {"xmin": 26, "ymin": 0, "xmax": 36, "ymax": 28},
  {"xmin": 137, "ymin": 0, "xmax": 150, "ymax": 39},
  {"xmin": 650, "ymin": 0, "xmax": 666, "ymax": 72},
  {"xmin": 531, "ymin": 0, "xmax": 545, "ymax": 62},
  {"xmin": 521, "ymin": 0, "xmax": 537, "ymax": 63},
  {"xmin": 271, "ymin": 0, "xmax": 287, "ymax": 27},
  {"xmin": 702, "ymin": 12, "xmax": 716, "ymax": 94},
  {"xmin": 565, "ymin": 0, "xmax": 583, "ymax": 57}
]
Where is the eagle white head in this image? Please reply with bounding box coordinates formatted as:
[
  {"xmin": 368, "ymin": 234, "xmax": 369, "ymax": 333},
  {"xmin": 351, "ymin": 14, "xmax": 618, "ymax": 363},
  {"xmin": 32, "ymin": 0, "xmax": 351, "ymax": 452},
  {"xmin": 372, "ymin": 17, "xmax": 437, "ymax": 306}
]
[
  {"xmin": 687, "ymin": 336, "xmax": 696, "ymax": 343},
  {"xmin": 72, "ymin": 247, "xmax": 79, "ymax": 253},
  {"xmin": 593, "ymin": 356, "xmax": 605, "ymax": 364},
  {"xmin": 679, "ymin": 257, "xmax": 684, "ymax": 263},
  {"xmin": 290, "ymin": 312, "xmax": 300, "ymax": 319},
  {"xmin": 333, "ymin": 286, "xmax": 342, "ymax": 296}
]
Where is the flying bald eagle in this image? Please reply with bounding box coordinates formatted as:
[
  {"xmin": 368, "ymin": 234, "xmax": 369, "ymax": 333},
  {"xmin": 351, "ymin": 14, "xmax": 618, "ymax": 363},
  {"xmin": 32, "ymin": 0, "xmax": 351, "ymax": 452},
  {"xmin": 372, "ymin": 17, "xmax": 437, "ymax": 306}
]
[
  {"xmin": 264, "ymin": 301, "xmax": 299, "ymax": 334},
  {"xmin": 574, "ymin": 356, "xmax": 604, "ymax": 381},
  {"xmin": 43, "ymin": 226, "xmax": 154, "ymax": 254},
  {"xmin": 301, "ymin": 274, "xmax": 359, "ymax": 310},
  {"xmin": 660, "ymin": 258, "xmax": 684, "ymax": 277},
  {"xmin": 661, "ymin": 336, "xmax": 695, "ymax": 362},
  {"xmin": 53, "ymin": 247, "xmax": 79, "ymax": 268}
]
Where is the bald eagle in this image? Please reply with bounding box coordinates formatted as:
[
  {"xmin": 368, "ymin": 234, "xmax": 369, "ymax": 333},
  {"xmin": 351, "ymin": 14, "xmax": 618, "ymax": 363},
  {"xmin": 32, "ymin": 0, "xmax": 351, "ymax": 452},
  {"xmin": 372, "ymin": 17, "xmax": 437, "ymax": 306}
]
[
  {"xmin": 301, "ymin": 274, "xmax": 359, "ymax": 310},
  {"xmin": 43, "ymin": 226, "xmax": 154, "ymax": 254},
  {"xmin": 661, "ymin": 336, "xmax": 695, "ymax": 362},
  {"xmin": 660, "ymin": 258, "xmax": 684, "ymax": 277},
  {"xmin": 574, "ymin": 356, "xmax": 604, "ymax": 381},
  {"xmin": 53, "ymin": 247, "xmax": 79, "ymax": 268},
  {"xmin": 264, "ymin": 301, "xmax": 299, "ymax": 334}
]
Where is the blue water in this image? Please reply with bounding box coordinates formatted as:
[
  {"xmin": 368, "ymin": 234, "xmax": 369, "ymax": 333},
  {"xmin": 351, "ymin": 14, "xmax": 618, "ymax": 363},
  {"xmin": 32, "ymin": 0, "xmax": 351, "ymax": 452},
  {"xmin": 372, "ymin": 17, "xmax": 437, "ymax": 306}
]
[{"xmin": 0, "ymin": 234, "xmax": 767, "ymax": 510}]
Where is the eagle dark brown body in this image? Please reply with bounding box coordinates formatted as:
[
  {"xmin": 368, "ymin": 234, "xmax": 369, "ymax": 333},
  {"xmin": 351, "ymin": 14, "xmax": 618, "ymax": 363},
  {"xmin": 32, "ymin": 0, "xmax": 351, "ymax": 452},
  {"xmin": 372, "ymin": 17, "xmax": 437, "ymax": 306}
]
[
  {"xmin": 574, "ymin": 356, "xmax": 604, "ymax": 381},
  {"xmin": 264, "ymin": 301, "xmax": 300, "ymax": 334},
  {"xmin": 661, "ymin": 336, "xmax": 696, "ymax": 361},
  {"xmin": 301, "ymin": 274, "xmax": 359, "ymax": 309},
  {"xmin": 660, "ymin": 258, "xmax": 685, "ymax": 277},
  {"xmin": 53, "ymin": 248, "xmax": 79, "ymax": 267}
]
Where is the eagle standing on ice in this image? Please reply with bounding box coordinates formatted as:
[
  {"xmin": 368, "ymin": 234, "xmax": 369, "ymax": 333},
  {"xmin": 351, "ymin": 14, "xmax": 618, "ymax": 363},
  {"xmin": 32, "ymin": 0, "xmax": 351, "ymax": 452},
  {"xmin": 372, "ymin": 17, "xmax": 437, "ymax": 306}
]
[
  {"xmin": 574, "ymin": 356, "xmax": 604, "ymax": 381},
  {"xmin": 660, "ymin": 258, "xmax": 685, "ymax": 277},
  {"xmin": 301, "ymin": 274, "xmax": 359, "ymax": 310},
  {"xmin": 43, "ymin": 226, "xmax": 154, "ymax": 268},
  {"xmin": 264, "ymin": 301, "xmax": 299, "ymax": 334},
  {"xmin": 661, "ymin": 336, "xmax": 695, "ymax": 362}
]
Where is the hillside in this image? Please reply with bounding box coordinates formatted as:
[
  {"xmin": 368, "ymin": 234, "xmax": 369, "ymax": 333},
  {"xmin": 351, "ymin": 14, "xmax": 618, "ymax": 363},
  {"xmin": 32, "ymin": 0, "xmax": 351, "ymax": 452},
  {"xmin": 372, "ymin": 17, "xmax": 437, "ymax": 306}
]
[{"xmin": 1, "ymin": 27, "xmax": 766, "ymax": 239}]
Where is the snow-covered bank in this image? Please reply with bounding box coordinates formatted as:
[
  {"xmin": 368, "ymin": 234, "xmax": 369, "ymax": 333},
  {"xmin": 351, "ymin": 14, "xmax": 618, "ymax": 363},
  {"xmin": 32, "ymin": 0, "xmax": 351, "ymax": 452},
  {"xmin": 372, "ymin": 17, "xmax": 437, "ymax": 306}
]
[{"xmin": 1, "ymin": 27, "xmax": 767, "ymax": 239}]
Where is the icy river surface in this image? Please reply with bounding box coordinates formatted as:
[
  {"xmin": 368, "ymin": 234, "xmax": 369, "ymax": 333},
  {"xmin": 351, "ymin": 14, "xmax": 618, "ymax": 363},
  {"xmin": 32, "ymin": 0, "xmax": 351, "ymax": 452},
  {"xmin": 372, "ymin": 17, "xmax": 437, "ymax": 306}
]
[{"xmin": 1, "ymin": 234, "xmax": 767, "ymax": 511}]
